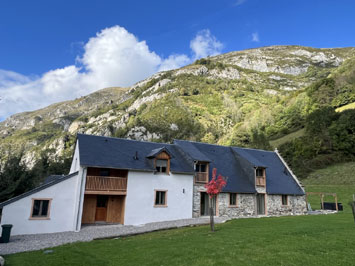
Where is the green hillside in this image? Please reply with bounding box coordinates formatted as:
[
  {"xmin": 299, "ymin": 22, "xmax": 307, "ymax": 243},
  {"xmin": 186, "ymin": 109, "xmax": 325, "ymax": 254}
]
[
  {"xmin": 302, "ymin": 162, "xmax": 355, "ymax": 213},
  {"xmin": 0, "ymin": 45, "xmax": 355, "ymax": 200}
]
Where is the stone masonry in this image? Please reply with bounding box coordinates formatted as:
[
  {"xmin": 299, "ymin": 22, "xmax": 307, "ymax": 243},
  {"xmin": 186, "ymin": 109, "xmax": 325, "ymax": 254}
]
[
  {"xmin": 192, "ymin": 184, "xmax": 206, "ymax": 218},
  {"xmin": 267, "ymin": 195, "xmax": 307, "ymax": 216},
  {"xmin": 218, "ymin": 193, "xmax": 256, "ymax": 217}
]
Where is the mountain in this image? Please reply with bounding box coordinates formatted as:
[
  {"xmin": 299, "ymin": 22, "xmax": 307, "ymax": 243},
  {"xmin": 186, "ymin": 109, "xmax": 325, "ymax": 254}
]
[{"xmin": 1, "ymin": 45, "xmax": 355, "ymax": 176}]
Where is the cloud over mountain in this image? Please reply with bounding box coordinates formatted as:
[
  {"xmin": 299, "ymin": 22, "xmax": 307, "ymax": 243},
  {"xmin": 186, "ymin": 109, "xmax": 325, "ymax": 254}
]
[{"xmin": 0, "ymin": 26, "xmax": 223, "ymax": 120}]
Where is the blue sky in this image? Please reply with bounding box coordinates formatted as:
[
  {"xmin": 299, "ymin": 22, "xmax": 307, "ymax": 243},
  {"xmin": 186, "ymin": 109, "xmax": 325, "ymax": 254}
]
[{"xmin": 1, "ymin": 0, "xmax": 355, "ymax": 120}]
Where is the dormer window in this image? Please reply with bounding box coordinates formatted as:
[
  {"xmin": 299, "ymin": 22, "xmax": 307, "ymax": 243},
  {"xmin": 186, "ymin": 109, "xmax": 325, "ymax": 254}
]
[
  {"xmin": 156, "ymin": 159, "xmax": 168, "ymax": 173},
  {"xmin": 256, "ymin": 167, "xmax": 266, "ymax": 187},
  {"xmin": 195, "ymin": 162, "xmax": 209, "ymax": 183},
  {"xmin": 148, "ymin": 149, "xmax": 170, "ymax": 174},
  {"xmin": 195, "ymin": 163, "xmax": 207, "ymax": 173}
]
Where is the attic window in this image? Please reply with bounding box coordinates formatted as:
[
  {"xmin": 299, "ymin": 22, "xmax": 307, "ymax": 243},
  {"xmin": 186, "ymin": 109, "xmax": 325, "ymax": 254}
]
[
  {"xmin": 153, "ymin": 151, "xmax": 171, "ymax": 174},
  {"xmin": 156, "ymin": 159, "xmax": 168, "ymax": 173}
]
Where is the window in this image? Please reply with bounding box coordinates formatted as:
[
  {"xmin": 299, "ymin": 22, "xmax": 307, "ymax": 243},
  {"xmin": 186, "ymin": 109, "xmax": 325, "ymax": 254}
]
[
  {"xmin": 30, "ymin": 199, "xmax": 51, "ymax": 219},
  {"xmin": 195, "ymin": 162, "xmax": 209, "ymax": 183},
  {"xmin": 195, "ymin": 163, "xmax": 207, "ymax": 173},
  {"xmin": 282, "ymin": 195, "xmax": 288, "ymax": 206},
  {"xmin": 256, "ymin": 168, "xmax": 264, "ymax": 177},
  {"xmin": 229, "ymin": 193, "xmax": 237, "ymax": 207},
  {"xmin": 156, "ymin": 159, "xmax": 168, "ymax": 173},
  {"xmin": 256, "ymin": 168, "xmax": 266, "ymax": 187},
  {"xmin": 154, "ymin": 190, "xmax": 167, "ymax": 207},
  {"xmin": 99, "ymin": 168, "xmax": 110, "ymax": 176}
]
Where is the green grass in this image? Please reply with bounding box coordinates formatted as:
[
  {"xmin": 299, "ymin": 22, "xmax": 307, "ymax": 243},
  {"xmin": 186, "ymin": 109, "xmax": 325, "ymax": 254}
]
[
  {"xmin": 4, "ymin": 214, "xmax": 355, "ymax": 266},
  {"xmin": 269, "ymin": 128, "xmax": 305, "ymax": 149},
  {"xmin": 336, "ymin": 102, "xmax": 355, "ymax": 112},
  {"xmin": 302, "ymin": 162, "xmax": 355, "ymax": 212},
  {"xmin": 4, "ymin": 162, "xmax": 355, "ymax": 266}
]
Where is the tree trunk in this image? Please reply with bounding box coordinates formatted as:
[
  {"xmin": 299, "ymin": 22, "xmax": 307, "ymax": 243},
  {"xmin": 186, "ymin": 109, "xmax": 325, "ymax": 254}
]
[{"xmin": 209, "ymin": 196, "xmax": 215, "ymax": 232}]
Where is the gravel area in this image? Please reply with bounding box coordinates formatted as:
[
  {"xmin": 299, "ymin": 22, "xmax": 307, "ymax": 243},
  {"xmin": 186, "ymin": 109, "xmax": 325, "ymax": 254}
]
[{"xmin": 0, "ymin": 217, "xmax": 229, "ymax": 255}]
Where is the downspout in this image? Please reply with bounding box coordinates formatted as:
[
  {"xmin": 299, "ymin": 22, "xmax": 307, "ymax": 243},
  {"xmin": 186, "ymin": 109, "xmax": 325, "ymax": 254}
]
[{"xmin": 75, "ymin": 167, "xmax": 87, "ymax": 232}]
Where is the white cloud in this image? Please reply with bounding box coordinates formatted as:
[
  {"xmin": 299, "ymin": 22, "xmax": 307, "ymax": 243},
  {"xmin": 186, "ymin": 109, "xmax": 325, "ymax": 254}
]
[
  {"xmin": 158, "ymin": 54, "xmax": 191, "ymax": 72},
  {"xmin": 0, "ymin": 26, "xmax": 223, "ymax": 120},
  {"xmin": 190, "ymin": 29, "xmax": 223, "ymax": 59},
  {"xmin": 235, "ymin": 0, "xmax": 247, "ymax": 6},
  {"xmin": 252, "ymin": 32, "xmax": 260, "ymax": 42}
]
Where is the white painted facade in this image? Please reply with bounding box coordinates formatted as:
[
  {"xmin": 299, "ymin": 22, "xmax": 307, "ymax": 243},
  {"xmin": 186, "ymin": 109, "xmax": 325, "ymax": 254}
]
[
  {"xmin": 69, "ymin": 140, "xmax": 80, "ymax": 174},
  {"xmin": 124, "ymin": 171, "xmax": 194, "ymax": 225},
  {"xmin": 1, "ymin": 172, "xmax": 81, "ymax": 236}
]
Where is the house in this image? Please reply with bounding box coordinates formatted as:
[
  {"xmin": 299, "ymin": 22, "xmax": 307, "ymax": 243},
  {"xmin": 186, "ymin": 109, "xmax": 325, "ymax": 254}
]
[{"xmin": 0, "ymin": 134, "xmax": 306, "ymax": 235}]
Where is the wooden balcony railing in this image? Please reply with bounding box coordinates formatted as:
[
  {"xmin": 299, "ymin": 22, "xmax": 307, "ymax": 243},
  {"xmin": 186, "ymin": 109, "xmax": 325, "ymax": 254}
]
[
  {"xmin": 86, "ymin": 176, "xmax": 127, "ymax": 192},
  {"xmin": 256, "ymin": 176, "xmax": 266, "ymax": 187},
  {"xmin": 195, "ymin": 172, "xmax": 208, "ymax": 183}
]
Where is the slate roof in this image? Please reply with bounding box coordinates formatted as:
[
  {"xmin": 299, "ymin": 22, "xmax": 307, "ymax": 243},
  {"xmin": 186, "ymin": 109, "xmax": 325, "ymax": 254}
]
[
  {"xmin": 173, "ymin": 140, "xmax": 211, "ymax": 162},
  {"xmin": 77, "ymin": 134, "xmax": 304, "ymax": 195},
  {"xmin": 146, "ymin": 147, "xmax": 171, "ymax": 158},
  {"xmin": 0, "ymin": 172, "xmax": 79, "ymax": 208},
  {"xmin": 234, "ymin": 147, "xmax": 304, "ymax": 195},
  {"xmin": 43, "ymin": 175, "xmax": 64, "ymax": 184},
  {"xmin": 77, "ymin": 134, "xmax": 194, "ymax": 174},
  {"xmin": 174, "ymin": 140, "xmax": 304, "ymax": 195},
  {"xmin": 174, "ymin": 140, "xmax": 257, "ymax": 194}
]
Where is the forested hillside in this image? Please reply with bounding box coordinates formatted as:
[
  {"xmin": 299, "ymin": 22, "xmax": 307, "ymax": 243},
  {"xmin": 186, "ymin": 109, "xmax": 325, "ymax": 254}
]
[{"xmin": 1, "ymin": 45, "xmax": 355, "ymax": 201}]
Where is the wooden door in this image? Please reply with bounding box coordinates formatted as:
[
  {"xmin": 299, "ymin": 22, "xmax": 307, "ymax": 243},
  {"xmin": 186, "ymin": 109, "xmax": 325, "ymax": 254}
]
[
  {"xmin": 95, "ymin": 195, "xmax": 108, "ymax": 221},
  {"xmin": 257, "ymin": 194, "xmax": 265, "ymax": 215},
  {"xmin": 107, "ymin": 196, "xmax": 125, "ymax": 224},
  {"xmin": 82, "ymin": 195, "xmax": 97, "ymax": 224}
]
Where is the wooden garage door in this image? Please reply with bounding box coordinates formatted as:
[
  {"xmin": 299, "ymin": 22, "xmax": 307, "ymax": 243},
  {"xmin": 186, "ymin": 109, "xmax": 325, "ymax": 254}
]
[
  {"xmin": 82, "ymin": 195, "xmax": 97, "ymax": 224},
  {"xmin": 107, "ymin": 196, "xmax": 125, "ymax": 224}
]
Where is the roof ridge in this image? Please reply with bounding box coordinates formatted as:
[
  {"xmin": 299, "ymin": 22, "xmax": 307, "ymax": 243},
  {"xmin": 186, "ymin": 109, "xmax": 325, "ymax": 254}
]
[
  {"xmin": 174, "ymin": 139, "xmax": 274, "ymax": 153},
  {"xmin": 78, "ymin": 133, "xmax": 174, "ymax": 146}
]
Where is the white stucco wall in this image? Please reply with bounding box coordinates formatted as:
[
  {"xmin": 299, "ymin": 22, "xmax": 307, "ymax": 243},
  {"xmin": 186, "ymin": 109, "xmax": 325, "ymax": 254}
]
[
  {"xmin": 1, "ymin": 172, "xmax": 81, "ymax": 236},
  {"xmin": 124, "ymin": 171, "xmax": 194, "ymax": 225},
  {"xmin": 69, "ymin": 140, "xmax": 80, "ymax": 174}
]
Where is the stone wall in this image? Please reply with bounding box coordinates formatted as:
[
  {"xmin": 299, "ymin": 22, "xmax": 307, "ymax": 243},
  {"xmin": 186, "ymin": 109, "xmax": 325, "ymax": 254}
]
[
  {"xmin": 192, "ymin": 184, "xmax": 206, "ymax": 218},
  {"xmin": 217, "ymin": 193, "xmax": 256, "ymax": 218},
  {"xmin": 267, "ymin": 195, "xmax": 307, "ymax": 216},
  {"xmin": 193, "ymin": 186, "xmax": 307, "ymax": 218},
  {"xmin": 216, "ymin": 193, "xmax": 307, "ymax": 219}
]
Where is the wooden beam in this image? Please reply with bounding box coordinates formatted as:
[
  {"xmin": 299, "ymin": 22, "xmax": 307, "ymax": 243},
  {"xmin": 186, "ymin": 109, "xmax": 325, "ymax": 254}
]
[
  {"xmin": 335, "ymin": 194, "xmax": 338, "ymax": 211},
  {"xmin": 85, "ymin": 191, "xmax": 127, "ymax": 195}
]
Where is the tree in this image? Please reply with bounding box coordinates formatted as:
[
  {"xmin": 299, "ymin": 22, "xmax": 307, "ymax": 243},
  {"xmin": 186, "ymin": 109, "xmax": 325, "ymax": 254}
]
[{"xmin": 205, "ymin": 168, "xmax": 227, "ymax": 232}]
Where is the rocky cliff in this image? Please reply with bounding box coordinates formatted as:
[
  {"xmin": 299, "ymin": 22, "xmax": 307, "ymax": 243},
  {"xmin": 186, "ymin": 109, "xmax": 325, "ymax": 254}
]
[{"xmin": 1, "ymin": 45, "xmax": 355, "ymax": 167}]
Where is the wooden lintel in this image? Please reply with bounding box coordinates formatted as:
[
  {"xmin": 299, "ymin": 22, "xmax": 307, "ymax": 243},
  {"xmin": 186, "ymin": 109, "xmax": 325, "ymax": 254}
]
[{"xmin": 85, "ymin": 191, "xmax": 127, "ymax": 195}]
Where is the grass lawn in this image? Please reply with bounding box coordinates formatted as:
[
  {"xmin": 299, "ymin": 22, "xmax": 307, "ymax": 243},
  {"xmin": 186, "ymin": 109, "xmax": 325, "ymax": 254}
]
[
  {"xmin": 4, "ymin": 213, "xmax": 355, "ymax": 266},
  {"xmin": 269, "ymin": 128, "xmax": 305, "ymax": 149},
  {"xmin": 4, "ymin": 162, "xmax": 355, "ymax": 266}
]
